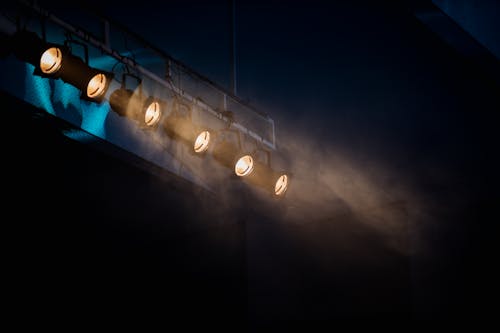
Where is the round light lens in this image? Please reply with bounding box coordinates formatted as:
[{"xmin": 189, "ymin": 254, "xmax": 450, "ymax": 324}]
[
  {"xmin": 40, "ymin": 47, "xmax": 62, "ymax": 74},
  {"xmin": 144, "ymin": 101, "xmax": 161, "ymax": 127},
  {"xmin": 274, "ymin": 174, "xmax": 289, "ymax": 196},
  {"xmin": 194, "ymin": 131, "xmax": 210, "ymax": 153},
  {"xmin": 87, "ymin": 73, "xmax": 107, "ymax": 99},
  {"xmin": 235, "ymin": 155, "xmax": 254, "ymax": 177}
]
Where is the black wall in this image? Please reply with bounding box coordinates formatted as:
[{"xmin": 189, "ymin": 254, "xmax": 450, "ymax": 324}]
[{"xmin": 2, "ymin": 91, "xmax": 247, "ymax": 325}]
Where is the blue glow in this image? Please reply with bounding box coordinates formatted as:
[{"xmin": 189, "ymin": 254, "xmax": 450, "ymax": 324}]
[
  {"xmin": 53, "ymin": 79, "xmax": 79, "ymax": 110},
  {"xmin": 16, "ymin": 54, "xmax": 198, "ymax": 188},
  {"xmin": 80, "ymin": 101, "xmax": 110, "ymax": 139},
  {"xmin": 90, "ymin": 55, "xmax": 119, "ymax": 68},
  {"xmin": 22, "ymin": 55, "xmax": 115, "ymax": 140},
  {"xmin": 24, "ymin": 64, "xmax": 55, "ymax": 115}
]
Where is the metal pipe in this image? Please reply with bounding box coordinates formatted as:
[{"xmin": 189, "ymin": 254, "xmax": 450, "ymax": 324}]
[{"xmin": 19, "ymin": 1, "xmax": 276, "ymax": 150}]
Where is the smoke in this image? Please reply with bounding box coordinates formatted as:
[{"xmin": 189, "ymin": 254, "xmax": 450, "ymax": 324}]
[
  {"xmin": 18, "ymin": 49, "xmax": 431, "ymax": 258},
  {"xmin": 120, "ymin": 90, "xmax": 436, "ymax": 258},
  {"xmin": 49, "ymin": 48, "xmax": 433, "ymax": 258},
  {"xmin": 268, "ymin": 117, "xmax": 434, "ymax": 257}
]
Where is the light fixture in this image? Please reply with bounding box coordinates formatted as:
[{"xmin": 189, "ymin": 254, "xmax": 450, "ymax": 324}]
[
  {"xmin": 109, "ymin": 74, "xmax": 163, "ymax": 128},
  {"xmin": 235, "ymin": 155, "xmax": 254, "ymax": 176},
  {"xmin": 211, "ymin": 131, "xmax": 254, "ymax": 177},
  {"xmin": 163, "ymin": 100, "xmax": 212, "ymax": 154},
  {"xmin": 11, "ymin": 30, "xmax": 113, "ymax": 102},
  {"xmin": 245, "ymin": 162, "xmax": 290, "ymax": 196},
  {"xmin": 39, "ymin": 47, "xmax": 62, "ymax": 74},
  {"xmin": 194, "ymin": 130, "xmax": 211, "ymax": 153},
  {"xmin": 143, "ymin": 98, "xmax": 162, "ymax": 127},
  {"xmin": 9, "ymin": 31, "xmax": 290, "ymax": 197},
  {"xmin": 274, "ymin": 174, "xmax": 289, "ymax": 196},
  {"xmin": 86, "ymin": 73, "xmax": 108, "ymax": 100},
  {"xmin": 11, "ymin": 31, "xmax": 60, "ymax": 73}
]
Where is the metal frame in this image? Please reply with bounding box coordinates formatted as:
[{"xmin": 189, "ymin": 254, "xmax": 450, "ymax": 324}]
[{"xmin": 22, "ymin": 0, "xmax": 277, "ymax": 150}]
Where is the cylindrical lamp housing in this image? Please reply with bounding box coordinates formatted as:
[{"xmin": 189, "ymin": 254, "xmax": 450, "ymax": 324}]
[
  {"xmin": 163, "ymin": 114, "xmax": 196, "ymax": 143},
  {"xmin": 212, "ymin": 140, "xmax": 253, "ymax": 176},
  {"xmin": 163, "ymin": 114, "xmax": 211, "ymax": 153},
  {"xmin": 110, "ymin": 89, "xmax": 162, "ymax": 127},
  {"xmin": 55, "ymin": 56, "xmax": 112, "ymax": 102},
  {"xmin": 11, "ymin": 31, "xmax": 112, "ymax": 102},
  {"xmin": 12, "ymin": 31, "xmax": 67, "ymax": 78},
  {"xmin": 212, "ymin": 140, "xmax": 240, "ymax": 169},
  {"xmin": 11, "ymin": 31, "xmax": 50, "ymax": 68},
  {"xmin": 245, "ymin": 161, "xmax": 274, "ymax": 188},
  {"xmin": 244, "ymin": 161, "xmax": 290, "ymax": 196},
  {"xmin": 109, "ymin": 88, "xmax": 135, "ymax": 117}
]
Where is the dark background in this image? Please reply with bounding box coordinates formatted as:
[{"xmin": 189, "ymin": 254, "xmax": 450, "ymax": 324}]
[{"xmin": 3, "ymin": 0, "xmax": 499, "ymax": 328}]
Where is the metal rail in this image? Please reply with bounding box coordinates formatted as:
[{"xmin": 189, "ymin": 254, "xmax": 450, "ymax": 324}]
[{"xmin": 22, "ymin": 1, "xmax": 276, "ymax": 150}]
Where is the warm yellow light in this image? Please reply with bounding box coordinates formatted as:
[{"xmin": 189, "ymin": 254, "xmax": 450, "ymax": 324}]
[
  {"xmin": 194, "ymin": 131, "xmax": 210, "ymax": 153},
  {"xmin": 235, "ymin": 155, "xmax": 254, "ymax": 177},
  {"xmin": 274, "ymin": 174, "xmax": 289, "ymax": 196},
  {"xmin": 86, "ymin": 73, "xmax": 107, "ymax": 99},
  {"xmin": 40, "ymin": 47, "xmax": 62, "ymax": 74},
  {"xmin": 144, "ymin": 101, "xmax": 161, "ymax": 127}
]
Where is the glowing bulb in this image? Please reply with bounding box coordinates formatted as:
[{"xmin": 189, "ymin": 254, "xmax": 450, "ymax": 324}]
[
  {"xmin": 86, "ymin": 73, "xmax": 107, "ymax": 99},
  {"xmin": 40, "ymin": 47, "xmax": 62, "ymax": 74},
  {"xmin": 274, "ymin": 174, "xmax": 289, "ymax": 196},
  {"xmin": 144, "ymin": 101, "xmax": 161, "ymax": 127},
  {"xmin": 194, "ymin": 131, "xmax": 210, "ymax": 153},
  {"xmin": 235, "ymin": 155, "xmax": 254, "ymax": 177}
]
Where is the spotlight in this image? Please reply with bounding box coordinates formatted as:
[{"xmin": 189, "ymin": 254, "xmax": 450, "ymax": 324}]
[
  {"xmin": 235, "ymin": 155, "xmax": 254, "ymax": 176},
  {"xmin": 163, "ymin": 100, "xmax": 212, "ymax": 154},
  {"xmin": 39, "ymin": 47, "xmax": 62, "ymax": 74},
  {"xmin": 49, "ymin": 52, "xmax": 112, "ymax": 102},
  {"xmin": 143, "ymin": 98, "xmax": 162, "ymax": 127},
  {"xmin": 194, "ymin": 130, "xmax": 211, "ymax": 153},
  {"xmin": 85, "ymin": 73, "xmax": 109, "ymax": 100},
  {"xmin": 109, "ymin": 75, "xmax": 163, "ymax": 128},
  {"xmin": 11, "ymin": 31, "xmax": 58, "ymax": 73},
  {"xmin": 11, "ymin": 30, "xmax": 113, "ymax": 102},
  {"xmin": 274, "ymin": 174, "xmax": 289, "ymax": 196},
  {"xmin": 242, "ymin": 158, "xmax": 290, "ymax": 197},
  {"xmin": 212, "ymin": 131, "xmax": 254, "ymax": 177}
]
